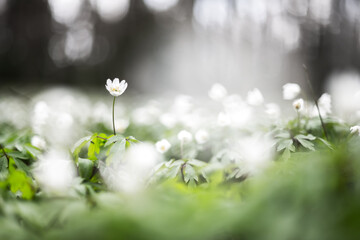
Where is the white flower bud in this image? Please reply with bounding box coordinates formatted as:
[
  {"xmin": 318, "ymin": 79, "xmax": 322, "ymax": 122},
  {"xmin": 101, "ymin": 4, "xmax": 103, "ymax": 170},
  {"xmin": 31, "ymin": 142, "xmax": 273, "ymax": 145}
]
[
  {"xmin": 350, "ymin": 125, "xmax": 360, "ymax": 136},
  {"xmin": 155, "ymin": 139, "xmax": 171, "ymax": 153},
  {"xmin": 195, "ymin": 129, "xmax": 209, "ymax": 144},
  {"xmin": 293, "ymin": 98, "xmax": 304, "ymax": 111},
  {"xmin": 177, "ymin": 130, "xmax": 193, "ymax": 143},
  {"xmin": 31, "ymin": 135, "xmax": 47, "ymax": 150}
]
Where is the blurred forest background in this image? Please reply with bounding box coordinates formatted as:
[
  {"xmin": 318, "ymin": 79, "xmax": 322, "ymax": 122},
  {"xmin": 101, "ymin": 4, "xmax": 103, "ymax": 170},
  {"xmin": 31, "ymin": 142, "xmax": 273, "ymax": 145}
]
[{"xmin": 0, "ymin": 0, "xmax": 360, "ymax": 97}]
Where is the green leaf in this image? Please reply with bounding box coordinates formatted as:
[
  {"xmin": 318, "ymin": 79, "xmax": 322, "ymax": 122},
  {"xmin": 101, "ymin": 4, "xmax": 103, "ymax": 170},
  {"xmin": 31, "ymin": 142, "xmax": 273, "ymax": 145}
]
[
  {"xmin": 277, "ymin": 139, "xmax": 294, "ymax": 152},
  {"xmin": 281, "ymin": 148, "xmax": 291, "ymax": 161},
  {"xmin": 24, "ymin": 144, "xmax": 41, "ymax": 158},
  {"xmin": 167, "ymin": 164, "xmax": 182, "ymax": 179},
  {"xmin": 127, "ymin": 136, "xmax": 140, "ymax": 143},
  {"xmin": 104, "ymin": 135, "xmax": 123, "ymax": 147},
  {"xmin": 13, "ymin": 158, "xmax": 30, "ymax": 175},
  {"xmin": 188, "ymin": 159, "xmax": 207, "ymax": 167},
  {"xmin": 72, "ymin": 135, "xmax": 92, "ymax": 161},
  {"xmin": 88, "ymin": 136, "xmax": 101, "ymax": 161},
  {"xmin": 7, "ymin": 169, "xmax": 34, "ymax": 199},
  {"xmin": 78, "ymin": 158, "xmax": 94, "ymax": 180},
  {"xmin": 7, "ymin": 151, "xmax": 28, "ymax": 160},
  {"xmin": 0, "ymin": 156, "xmax": 8, "ymax": 173},
  {"xmin": 295, "ymin": 134, "xmax": 316, "ymax": 141},
  {"xmin": 106, "ymin": 139, "xmax": 126, "ymax": 164},
  {"xmin": 184, "ymin": 164, "xmax": 198, "ymax": 183},
  {"xmin": 296, "ymin": 138, "xmax": 315, "ymax": 151},
  {"xmin": 317, "ymin": 138, "xmax": 334, "ymax": 150},
  {"xmin": 275, "ymin": 132, "xmax": 291, "ymax": 139}
]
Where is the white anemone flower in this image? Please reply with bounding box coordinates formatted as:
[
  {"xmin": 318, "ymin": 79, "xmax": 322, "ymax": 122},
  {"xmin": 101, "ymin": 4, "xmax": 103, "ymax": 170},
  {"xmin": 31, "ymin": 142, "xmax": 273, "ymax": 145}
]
[
  {"xmin": 31, "ymin": 135, "xmax": 47, "ymax": 150},
  {"xmin": 293, "ymin": 98, "xmax": 304, "ymax": 112},
  {"xmin": 282, "ymin": 83, "xmax": 301, "ymax": 100},
  {"xmin": 155, "ymin": 139, "xmax": 171, "ymax": 153},
  {"xmin": 318, "ymin": 93, "xmax": 332, "ymax": 115},
  {"xmin": 236, "ymin": 134, "xmax": 275, "ymax": 175},
  {"xmin": 33, "ymin": 149, "xmax": 77, "ymax": 194},
  {"xmin": 195, "ymin": 129, "xmax": 209, "ymax": 144},
  {"xmin": 208, "ymin": 83, "xmax": 227, "ymax": 101},
  {"xmin": 265, "ymin": 103, "xmax": 281, "ymax": 119},
  {"xmin": 350, "ymin": 125, "xmax": 360, "ymax": 136},
  {"xmin": 177, "ymin": 130, "xmax": 193, "ymax": 143},
  {"xmin": 105, "ymin": 78, "xmax": 128, "ymax": 97},
  {"xmin": 246, "ymin": 88, "xmax": 264, "ymax": 106}
]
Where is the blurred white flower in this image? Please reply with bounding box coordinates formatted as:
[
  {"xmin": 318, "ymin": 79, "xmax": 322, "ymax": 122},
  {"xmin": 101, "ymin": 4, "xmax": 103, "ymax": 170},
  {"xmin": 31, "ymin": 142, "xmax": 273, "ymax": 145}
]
[
  {"xmin": 217, "ymin": 112, "xmax": 231, "ymax": 126},
  {"xmin": 105, "ymin": 78, "xmax": 128, "ymax": 97},
  {"xmin": 327, "ymin": 72, "xmax": 360, "ymax": 118},
  {"xmin": 236, "ymin": 134, "xmax": 275, "ymax": 175},
  {"xmin": 160, "ymin": 113, "xmax": 177, "ymax": 128},
  {"xmin": 155, "ymin": 139, "xmax": 171, "ymax": 153},
  {"xmin": 31, "ymin": 136, "xmax": 46, "ymax": 150},
  {"xmin": 115, "ymin": 118, "xmax": 129, "ymax": 133},
  {"xmin": 282, "ymin": 83, "xmax": 301, "ymax": 100},
  {"xmin": 265, "ymin": 103, "xmax": 281, "ymax": 119},
  {"xmin": 177, "ymin": 130, "xmax": 193, "ymax": 143},
  {"xmin": 33, "ymin": 149, "xmax": 77, "ymax": 194},
  {"xmin": 195, "ymin": 129, "xmax": 209, "ymax": 144},
  {"xmin": 293, "ymin": 98, "xmax": 304, "ymax": 111},
  {"xmin": 173, "ymin": 95, "xmax": 193, "ymax": 114},
  {"xmin": 100, "ymin": 143, "xmax": 160, "ymax": 194},
  {"xmin": 246, "ymin": 88, "xmax": 264, "ymax": 106},
  {"xmin": 350, "ymin": 125, "xmax": 360, "ymax": 135},
  {"xmin": 317, "ymin": 93, "xmax": 332, "ymax": 116},
  {"xmin": 208, "ymin": 83, "xmax": 227, "ymax": 101}
]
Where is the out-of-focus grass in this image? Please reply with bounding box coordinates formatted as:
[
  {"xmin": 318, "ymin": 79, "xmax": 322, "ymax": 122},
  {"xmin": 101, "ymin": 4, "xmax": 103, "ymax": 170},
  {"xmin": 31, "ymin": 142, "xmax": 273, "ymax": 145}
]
[{"xmin": 1, "ymin": 146, "xmax": 360, "ymax": 240}]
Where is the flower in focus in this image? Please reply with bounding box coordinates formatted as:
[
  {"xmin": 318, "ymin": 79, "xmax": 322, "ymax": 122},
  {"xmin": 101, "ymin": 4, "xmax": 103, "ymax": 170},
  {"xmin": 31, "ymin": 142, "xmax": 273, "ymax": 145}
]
[
  {"xmin": 105, "ymin": 78, "xmax": 128, "ymax": 97},
  {"xmin": 155, "ymin": 139, "xmax": 171, "ymax": 153},
  {"xmin": 208, "ymin": 83, "xmax": 227, "ymax": 101},
  {"xmin": 31, "ymin": 135, "xmax": 47, "ymax": 150},
  {"xmin": 246, "ymin": 88, "xmax": 264, "ymax": 106},
  {"xmin": 195, "ymin": 129, "xmax": 209, "ymax": 144},
  {"xmin": 177, "ymin": 130, "xmax": 193, "ymax": 143},
  {"xmin": 350, "ymin": 125, "xmax": 360, "ymax": 135},
  {"xmin": 282, "ymin": 83, "xmax": 301, "ymax": 100},
  {"xmin": 293, "ymin": 98, "xmax": 304, "ymax": 111}
]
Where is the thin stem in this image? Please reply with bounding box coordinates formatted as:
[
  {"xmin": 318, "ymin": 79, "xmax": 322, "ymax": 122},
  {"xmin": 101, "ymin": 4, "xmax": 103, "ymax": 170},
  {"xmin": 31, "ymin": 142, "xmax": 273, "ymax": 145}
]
[
  {"xmin": 96, "ymin": 136, "xmax": 108, "ymax": 140},
  {"xmin": 303, "ymin": 64, "xmax": 328, "ymax": 140},
  {"xmin": 112, "ymin": 96, "xmax": 116, "ymax": 135}
]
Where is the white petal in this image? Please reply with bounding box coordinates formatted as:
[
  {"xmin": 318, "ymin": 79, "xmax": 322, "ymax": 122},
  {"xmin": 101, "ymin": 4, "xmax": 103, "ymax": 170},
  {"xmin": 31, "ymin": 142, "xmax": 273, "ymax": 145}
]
[
  {"xmin": 113, "ymin": 78, "xmax": 120, "ymax": 85},
  {"xmin": 106, "ymin": 79, "xmax": 112, "ymax": 86}
]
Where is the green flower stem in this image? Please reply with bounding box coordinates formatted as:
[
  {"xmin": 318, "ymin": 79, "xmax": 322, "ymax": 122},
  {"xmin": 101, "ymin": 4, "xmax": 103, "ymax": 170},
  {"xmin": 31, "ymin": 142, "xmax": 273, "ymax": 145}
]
[
  {"xmin": 112, "ymin": 96, "xmax": 116, "ymax": 135},
  {"xmin": 303, "ymin": 64, "xmax": 328, "ymax": 140}
]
